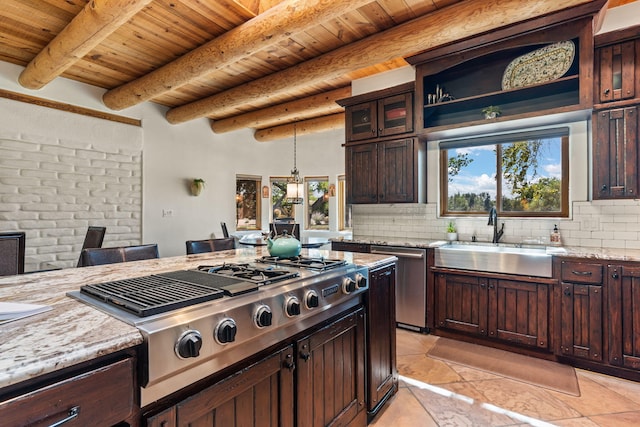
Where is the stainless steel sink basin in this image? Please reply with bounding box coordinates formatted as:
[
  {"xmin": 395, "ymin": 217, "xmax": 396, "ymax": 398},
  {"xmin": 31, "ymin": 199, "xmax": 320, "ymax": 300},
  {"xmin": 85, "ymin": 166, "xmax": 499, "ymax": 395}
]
[{"xmin": 434, "ymin": 244, "xmax": 560, "ymax": 277}]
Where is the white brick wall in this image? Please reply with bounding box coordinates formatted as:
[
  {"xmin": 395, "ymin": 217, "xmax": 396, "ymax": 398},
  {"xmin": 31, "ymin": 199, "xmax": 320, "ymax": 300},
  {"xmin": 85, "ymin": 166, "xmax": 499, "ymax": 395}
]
[
  {"xmin": 0, "ymin": 136, "xmax": 142, "ymax": 271},
  {"xmin": 352, "ymin": 200, "xmax": 640, "ymax": 249}
]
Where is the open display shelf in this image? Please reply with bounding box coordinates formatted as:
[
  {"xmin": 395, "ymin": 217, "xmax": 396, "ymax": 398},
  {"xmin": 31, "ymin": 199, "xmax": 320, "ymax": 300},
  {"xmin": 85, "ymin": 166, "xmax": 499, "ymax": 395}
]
[{"xmin": 419, "ymin": 39, "xmax": 582, "ymax": 131}]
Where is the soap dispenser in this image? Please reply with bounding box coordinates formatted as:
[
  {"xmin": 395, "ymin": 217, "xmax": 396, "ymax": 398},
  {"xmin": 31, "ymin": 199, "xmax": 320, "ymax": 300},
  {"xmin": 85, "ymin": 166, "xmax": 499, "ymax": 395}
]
[{"xmin": 550, "ymin": 224, "xmax": 561, "ymax": 246}]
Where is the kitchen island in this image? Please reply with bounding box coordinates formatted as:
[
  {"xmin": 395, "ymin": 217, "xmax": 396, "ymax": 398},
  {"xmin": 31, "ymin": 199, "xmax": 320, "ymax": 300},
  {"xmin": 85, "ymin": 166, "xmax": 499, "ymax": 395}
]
[{"xmin": 0, "ymin": 246, "xmax": 396, "ymax": 426}]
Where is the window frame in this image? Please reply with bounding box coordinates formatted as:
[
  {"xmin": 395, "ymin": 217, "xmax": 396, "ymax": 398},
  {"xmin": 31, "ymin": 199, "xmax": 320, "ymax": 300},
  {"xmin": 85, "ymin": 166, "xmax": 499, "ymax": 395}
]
[
  {"xmin": 269, "ymin": 176, "xmax": 296, "ymax": 222},
  {"xmin": 337, "ymin": 174, "xmax": 351, "ymax": 231},
  {"xmin": 235, "ymin": 175, "xmax": 262, "ymax": 230},
  {"xmin": 439, "ymin": 128, "xmax": 570, "ymax": 218},
  {"xmin": 305, "ymin": 175, "xmax": 330, "ymax": 230}
]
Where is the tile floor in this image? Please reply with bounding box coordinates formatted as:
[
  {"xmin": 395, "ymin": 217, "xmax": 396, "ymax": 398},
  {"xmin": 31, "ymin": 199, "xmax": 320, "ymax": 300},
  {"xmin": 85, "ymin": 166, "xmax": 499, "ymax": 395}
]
[{"xmin": 370, "ymin": 329, "xmax": 640, "ymax": 426}]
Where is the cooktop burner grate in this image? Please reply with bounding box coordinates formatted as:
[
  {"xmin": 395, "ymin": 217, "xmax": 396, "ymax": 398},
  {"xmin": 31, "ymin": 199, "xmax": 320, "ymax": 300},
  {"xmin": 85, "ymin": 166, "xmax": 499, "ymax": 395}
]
[
  {"xmin": 257, "ymin": 256, "xmax": 347, "ymax": 271},
  {"xmin": 79, "ymin": 272, "xmax": 248, "ymax": 317},
  {"xmin": 197, "ymin": 263, "xmax": 299, "ymax": 285}
]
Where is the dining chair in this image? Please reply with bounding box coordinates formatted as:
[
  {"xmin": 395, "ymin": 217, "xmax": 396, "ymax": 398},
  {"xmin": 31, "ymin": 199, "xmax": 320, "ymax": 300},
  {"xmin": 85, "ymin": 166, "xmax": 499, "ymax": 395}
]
[
  {"xmin": 78, "ymin": 244, "xmax": 159, "ymax": 267},
  {"xmin": 186, "ymin": 238, "xmax": 235, "ymax": 255},
  {"xmin": 0, "ymin": 231, "xmax": 26, "ymax": 276},
  {"xmin": 220, "ymin": 222, "xmax": 229, "ymax": 238},
  {"xmin": 77, "ymin": 226, "xmax": 107, "ymax": 267},
  {"xmin": 270, "ymin": 222, "xmax": 300, "ymax": 239}
]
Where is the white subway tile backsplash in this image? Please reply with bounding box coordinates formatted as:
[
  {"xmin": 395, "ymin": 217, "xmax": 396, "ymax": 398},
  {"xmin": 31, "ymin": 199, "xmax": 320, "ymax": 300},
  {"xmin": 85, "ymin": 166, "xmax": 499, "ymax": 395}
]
[{"xmin": 352, "ymin": 199, "xmax": 640, "ymax": 251}]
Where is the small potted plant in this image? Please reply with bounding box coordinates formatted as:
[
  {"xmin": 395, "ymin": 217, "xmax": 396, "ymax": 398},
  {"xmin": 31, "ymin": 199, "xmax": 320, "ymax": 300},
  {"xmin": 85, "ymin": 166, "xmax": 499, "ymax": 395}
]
[
  {"xmin": 191, "ymin": 178, "xmax": 205, "ymax": 196},
  {"xmin": 446, "ymin": 221, "xmax": 458, "ymax": 241},
  {"xmin": 481, "ymin": 105, "xmax": 501, "ymax": 119}
]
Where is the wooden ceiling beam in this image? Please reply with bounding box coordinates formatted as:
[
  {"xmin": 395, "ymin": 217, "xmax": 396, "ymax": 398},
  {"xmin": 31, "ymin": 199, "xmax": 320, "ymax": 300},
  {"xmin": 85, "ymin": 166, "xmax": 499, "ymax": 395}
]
[
  {"xmin": 165, "ymin": 0, "xmax": 596, "ymax": 125},
  {"xmin": 254, "ymin": 113, "xmax": 345, "ymax": 142},
  {"xmin": 211, "ymin": 86, "xmax": 350, "ymax": 133},
  {"xmin": 102, "ymin": 0, "xmax": 372, "ymax": 111},
  {"xmin": 18, "ymin": 0, "xmax": 153, "ymax": 90}
]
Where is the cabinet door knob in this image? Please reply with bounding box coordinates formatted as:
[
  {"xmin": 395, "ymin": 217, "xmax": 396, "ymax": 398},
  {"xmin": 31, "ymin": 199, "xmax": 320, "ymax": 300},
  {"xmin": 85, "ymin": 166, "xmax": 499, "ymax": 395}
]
[
  {"xmin": 604, "ymin": 88, "xmax": 610, "ymax": 95},
  {"xmin": 612, "ymin": 272, "xmax": 619, "ymax": 279},
  {"xmin": 601, "ymin": 184, "xmax": 608, "ymax": 191}
]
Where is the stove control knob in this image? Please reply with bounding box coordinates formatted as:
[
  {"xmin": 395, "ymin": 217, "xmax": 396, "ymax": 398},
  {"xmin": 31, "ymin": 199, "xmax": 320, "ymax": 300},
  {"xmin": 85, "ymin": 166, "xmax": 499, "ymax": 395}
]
[
  {"xmin": 175, "ymin": 330, "xmax": 203, "ymax": 359},
  {"xmin": 342, "ymin": 277, "xmax": 357, "ymax": 294},
  {"xmin": 285, "ymin": 296, "xmax": 301, "ymax": 317},
  {"xmin": 215, "ymin": 318, "xmax": 237, "ymax": 345},
  {"xmin": 355, "ymin": 273, "xmax": 367, "ymax": 289},
  {"xmin": 305, "ymin": 290, "xmax": 319, "ymax": 309},
  {"xmin": 255, "ymin": 305, "xmax": 273, "ymax": 328}
]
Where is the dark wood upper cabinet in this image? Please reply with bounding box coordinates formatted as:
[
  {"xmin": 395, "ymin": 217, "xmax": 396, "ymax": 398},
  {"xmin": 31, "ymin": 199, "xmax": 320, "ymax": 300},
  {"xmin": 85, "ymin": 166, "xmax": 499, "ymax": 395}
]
[
  {"xmin": 594, "ymin": 23, "xmax": 640, "ymax": 106},
  {"xmin": 340, "ymin": 83, "xmax": 414, "ymax": 142},
  {"xmin": 596, "ymin": 40, "xmax": 637, "ymax": 103},
  {"xmin": 345, "ymin": 138, "xmax": 423, "ymax": 204},
  {"xmin": 593, "ymin": 105, "xmax": 638, "ymax": 199}
]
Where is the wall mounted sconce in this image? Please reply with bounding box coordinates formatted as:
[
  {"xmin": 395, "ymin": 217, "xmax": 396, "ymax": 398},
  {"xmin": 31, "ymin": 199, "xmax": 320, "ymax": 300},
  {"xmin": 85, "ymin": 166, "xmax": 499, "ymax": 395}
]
[
  {"xmin": 262, "ymin": 185, "xmax": 270, "ymax": 198},
  {"xmin": 328, "ymin": 184, "xmax": 336, "ymax": 197}
]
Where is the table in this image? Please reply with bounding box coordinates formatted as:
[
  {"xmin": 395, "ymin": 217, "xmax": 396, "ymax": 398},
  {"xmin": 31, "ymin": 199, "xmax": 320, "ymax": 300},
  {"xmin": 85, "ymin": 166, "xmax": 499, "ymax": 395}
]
[{"xmin": 238, "ymin": 235, "xmax": 330, "ymax": 249}]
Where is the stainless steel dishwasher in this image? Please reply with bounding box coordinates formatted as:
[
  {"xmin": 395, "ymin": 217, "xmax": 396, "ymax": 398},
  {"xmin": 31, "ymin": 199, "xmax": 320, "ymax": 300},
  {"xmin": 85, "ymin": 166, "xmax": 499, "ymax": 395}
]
[{"xmin": 370, "ymin": 245, "xmax": 427, "ymax": 331}]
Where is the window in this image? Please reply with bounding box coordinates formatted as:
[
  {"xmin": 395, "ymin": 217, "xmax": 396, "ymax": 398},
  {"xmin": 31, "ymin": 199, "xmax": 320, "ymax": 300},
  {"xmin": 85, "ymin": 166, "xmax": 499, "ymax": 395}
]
[
  {"xmin": 236, "ymin": 175, "xmax": 261, "ymax": 230},
  {"xmin": 338, "ymin": 175, "xmax": 351, "ymax": 231},
  {"xmin": 270, "ymin": 176, "xmax": 295, "ymax": 221},
  {"xmin": 441, "ymin": 128, "xmax": 569, "ymax": 217},
  {"xmin": 306, "ymin": 176, "xmax": 329, "ymax": 230}
]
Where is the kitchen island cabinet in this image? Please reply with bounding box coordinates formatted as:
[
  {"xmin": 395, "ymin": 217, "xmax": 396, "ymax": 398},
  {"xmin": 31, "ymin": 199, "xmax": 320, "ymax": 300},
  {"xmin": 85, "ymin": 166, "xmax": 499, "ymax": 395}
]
[
  {"xmin": 0, "ymin": 353, "xmax": 137, "ymax": 427},
  {"xmin": 147, "ymin": 346, "xmax": 295, "ymax": 427},
  {"xmin": 366, "ymin": 263, "xmax": 397, "ymax": 420},
  {"xmin": 146, "ymin": 308, "xmax": 366, "ymax": 427},
  {"xmin": 0, "ymin": 247, "xmax": 392, "ymax": 427}
]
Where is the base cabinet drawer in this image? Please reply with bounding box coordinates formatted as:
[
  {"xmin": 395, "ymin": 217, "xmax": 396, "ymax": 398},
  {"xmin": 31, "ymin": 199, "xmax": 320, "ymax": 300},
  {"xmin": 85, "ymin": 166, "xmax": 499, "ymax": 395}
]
[{"xmin": 0, "ymin": 358, "xmax": 135, "ymax": 427}]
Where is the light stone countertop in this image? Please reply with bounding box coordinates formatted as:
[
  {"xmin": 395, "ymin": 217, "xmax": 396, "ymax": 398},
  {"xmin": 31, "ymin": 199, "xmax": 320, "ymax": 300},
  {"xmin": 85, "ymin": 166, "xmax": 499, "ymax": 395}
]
[
  {"xmin": 0, "ymin": 247, "xmax": 395, "ymax": 391},
  {"xmin": 331, "ymin": 237, "xmax": 640, "ymax": 262}
]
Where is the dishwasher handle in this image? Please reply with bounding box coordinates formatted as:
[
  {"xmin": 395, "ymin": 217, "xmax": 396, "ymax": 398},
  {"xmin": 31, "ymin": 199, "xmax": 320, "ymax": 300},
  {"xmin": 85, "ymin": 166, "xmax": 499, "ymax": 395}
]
[{"xmin": 370, "ymin": 246, "xmax": 425, "ymax": 259}]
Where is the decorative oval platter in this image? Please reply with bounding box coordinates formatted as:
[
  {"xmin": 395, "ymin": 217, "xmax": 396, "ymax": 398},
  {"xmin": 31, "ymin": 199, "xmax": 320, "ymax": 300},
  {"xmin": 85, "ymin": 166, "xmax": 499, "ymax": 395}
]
[{"xmin": 501, "ymin": 40, "xmax": 575, "ymax": 90}]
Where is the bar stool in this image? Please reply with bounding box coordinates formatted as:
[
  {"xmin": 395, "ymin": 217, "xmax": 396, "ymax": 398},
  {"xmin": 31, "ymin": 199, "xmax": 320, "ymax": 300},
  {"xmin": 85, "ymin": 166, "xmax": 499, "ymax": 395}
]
[
  {"xmin": 0, "ymin": 231, "xmax": 26, "ymax": 276},
  {"xmin": 78, "ymin": 244, "xmax": 159, "ymax": 267},
  {"xmin": 186, "ymin": 238, "xmax": 235, "ymax": 255}
]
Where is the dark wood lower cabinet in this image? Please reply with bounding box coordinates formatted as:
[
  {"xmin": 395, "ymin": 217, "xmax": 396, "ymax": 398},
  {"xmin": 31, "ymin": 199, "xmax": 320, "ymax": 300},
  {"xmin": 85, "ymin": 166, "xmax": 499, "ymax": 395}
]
[
  {"xmin": 489, "ymin": 279, "xmax": 549, "ymax": 349},
  {"xmin": 0, "ymin": 356, "xmax": 136, "ymax": 427},
  {"xmin": 608, "ymin": 265, "xmax": 640, "ymax": 369},
  {"xmin": 435, "ymin": 273, "xmax": 487, "ymax": 336},
  {"xmin": 297, "ymin": 309, "xmax": 366, "ymax": 427},
  {"xmin": 366, "ymin": 264, "xmax": 397, "ymax": 419},
  {"xmin": 146, "ymin": 347, "xmax": 294, "ymax": 427},
  {"xmin": 559, "ymin": 283, "xmax": 603, "ymax": 361},
  {"xmin": 146, "ymin": 308, "xmax": 366, "ymax": 427},
  {"xmin": 434, "ymin": 270, "xmax": 550, "ymax": 350}
]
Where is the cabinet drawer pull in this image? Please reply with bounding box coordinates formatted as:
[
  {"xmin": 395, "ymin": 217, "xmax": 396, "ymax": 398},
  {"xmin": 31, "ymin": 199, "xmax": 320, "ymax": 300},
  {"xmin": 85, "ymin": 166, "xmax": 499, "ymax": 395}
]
[
  {"xmin": 571, "ymin": 270, "xmax": 592, "ymax": 276},
  {"xmin": 48, "ymin": 406, "xmax": 80, "ymax": 427}
]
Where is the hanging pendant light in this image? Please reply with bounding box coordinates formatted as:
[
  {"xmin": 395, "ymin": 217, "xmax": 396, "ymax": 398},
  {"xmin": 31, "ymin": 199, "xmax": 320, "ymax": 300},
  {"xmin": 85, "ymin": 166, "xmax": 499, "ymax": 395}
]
[{"xmin": 286, "ymin": 123, "xmax": 304, "ymax": 204}]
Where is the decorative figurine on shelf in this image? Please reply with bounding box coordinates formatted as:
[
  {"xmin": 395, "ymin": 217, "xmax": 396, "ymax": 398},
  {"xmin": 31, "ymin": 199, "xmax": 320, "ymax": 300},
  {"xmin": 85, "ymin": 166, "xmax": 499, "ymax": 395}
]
[
  {"xmin": 481, "ymin": 105, "xmax": 502, "ymax": 119},
  {"xmin": 427, "ymin": 84, "xmax": 454, "ymax": 104}
]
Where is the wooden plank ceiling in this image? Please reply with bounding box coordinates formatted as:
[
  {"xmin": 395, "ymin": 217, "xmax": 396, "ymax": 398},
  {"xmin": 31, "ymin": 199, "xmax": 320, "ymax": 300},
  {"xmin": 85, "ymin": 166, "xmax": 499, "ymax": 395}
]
[{"xmin": 0, "ymin": 0, "xmax": 623, "ymax": 140}]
